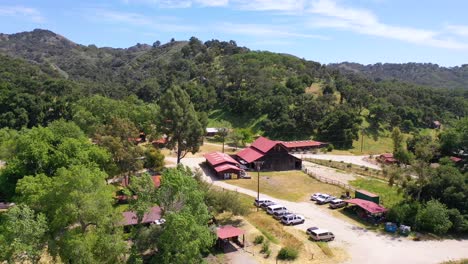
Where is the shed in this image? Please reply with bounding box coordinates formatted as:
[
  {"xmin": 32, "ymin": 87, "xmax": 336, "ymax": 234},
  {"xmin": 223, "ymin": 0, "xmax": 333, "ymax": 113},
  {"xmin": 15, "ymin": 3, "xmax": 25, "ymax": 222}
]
[
  {"xmin": 346, "ymin": 198, "xmax": 387, "ymax": 215},
  {"xmin": 355, "ymin": 189, "xmax": 380, "ymax": 204},
  {"xmin": 216, "ymin": 225, "xmax": 245, "ymax": 250}
]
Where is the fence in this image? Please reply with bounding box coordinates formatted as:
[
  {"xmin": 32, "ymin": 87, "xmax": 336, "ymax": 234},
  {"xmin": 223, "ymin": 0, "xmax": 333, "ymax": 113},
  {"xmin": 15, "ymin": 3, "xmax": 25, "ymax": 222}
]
[
  {"xmin": 302, "ymin": 167, "xmax": 356, "ymax": 192},
  {"xmin": 303, "ymin": 158, "xmax": 387, "ymax": 181}
]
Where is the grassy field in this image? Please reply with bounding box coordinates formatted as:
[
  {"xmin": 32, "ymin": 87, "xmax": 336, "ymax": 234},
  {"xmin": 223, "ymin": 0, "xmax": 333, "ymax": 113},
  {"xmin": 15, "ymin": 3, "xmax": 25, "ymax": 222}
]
[
  {"xmin": 349, "ymin": 178, "xmax": 404, "ymax": 208},
  {"xmin": 229, "ymin": 170, "xmax": 344, "ymax": 202},
  {"xmin": 207, "ymin": 109, "xmax": 267, "ymax": 132},
  {"xmin": 348, "ymin": 132, "xmax": 394, "ymax": 155}
]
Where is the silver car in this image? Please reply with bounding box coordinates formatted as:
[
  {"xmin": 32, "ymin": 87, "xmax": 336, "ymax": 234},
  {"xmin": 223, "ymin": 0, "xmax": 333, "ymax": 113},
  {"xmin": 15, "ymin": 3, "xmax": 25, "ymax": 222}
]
[{"xmin": 281, "ymin": 214, "xmax": 305, "ymax": 225}]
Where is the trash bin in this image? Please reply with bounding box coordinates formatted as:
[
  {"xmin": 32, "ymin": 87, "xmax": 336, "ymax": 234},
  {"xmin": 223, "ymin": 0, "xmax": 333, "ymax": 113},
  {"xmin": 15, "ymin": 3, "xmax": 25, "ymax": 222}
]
[{"xmin": 385, "ymin": 222, "xmax": 397, "ymax": 233}]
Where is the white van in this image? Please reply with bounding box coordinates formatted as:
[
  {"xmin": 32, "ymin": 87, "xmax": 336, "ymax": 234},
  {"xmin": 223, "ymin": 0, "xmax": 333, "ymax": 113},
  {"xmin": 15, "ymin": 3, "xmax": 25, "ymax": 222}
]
[
  {"xmin": 307, "ymin": 228, "xmax": 335, "ymax": 242},
  {"xmin": 266, "ymin": 204, "xmax": 287, "ymax": 215}
]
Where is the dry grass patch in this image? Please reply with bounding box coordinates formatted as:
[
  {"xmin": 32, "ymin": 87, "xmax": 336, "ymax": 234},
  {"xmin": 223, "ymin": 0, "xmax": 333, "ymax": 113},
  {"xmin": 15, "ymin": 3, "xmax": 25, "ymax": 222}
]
[
  {"xmin": 305, "ymin": 83, "xmax": 322, "ymax": 95},
  {"xmin": 229, "ymin": 170, "xmax": 343, "ymax": 202}
]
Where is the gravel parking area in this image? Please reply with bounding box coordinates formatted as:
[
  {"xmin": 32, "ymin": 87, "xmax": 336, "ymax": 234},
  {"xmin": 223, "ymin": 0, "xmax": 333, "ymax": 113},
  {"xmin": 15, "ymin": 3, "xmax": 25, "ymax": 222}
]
[
  {"xmin": 173, "ymin": 157, "xmax": 468, "ymax": 264},
  {"xmin": 296, "ymin": 154, "xmax": 382, "ymax": 170}
]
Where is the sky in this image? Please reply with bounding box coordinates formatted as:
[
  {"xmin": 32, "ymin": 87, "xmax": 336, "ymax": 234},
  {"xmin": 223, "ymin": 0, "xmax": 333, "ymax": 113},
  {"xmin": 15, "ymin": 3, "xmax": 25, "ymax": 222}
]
[{"xmin": 1, "ymin": 0, "xmax": 468, "ymax": 66}]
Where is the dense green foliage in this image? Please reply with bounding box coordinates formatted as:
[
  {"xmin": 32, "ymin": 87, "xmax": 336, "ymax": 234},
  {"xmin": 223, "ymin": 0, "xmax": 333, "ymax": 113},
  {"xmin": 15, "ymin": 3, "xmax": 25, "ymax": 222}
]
[
  {"xmin": 386, "ymin": 120, "xmax": 468, "ymax": 235},
  {"xmin": 1, "ymin": 29, "xmax": 466, "ymax": 146},
  {"xmin": 330, "ymin": 62, "xmax": 468, "ymax": 90}
]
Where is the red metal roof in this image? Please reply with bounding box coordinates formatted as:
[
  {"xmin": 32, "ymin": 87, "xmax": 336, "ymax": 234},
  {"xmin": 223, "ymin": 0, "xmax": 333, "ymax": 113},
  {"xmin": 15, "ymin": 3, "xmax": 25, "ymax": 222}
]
[
  {"xmin": 236, "ymin": 147, "xmax": 265, "ymax": 163},
  {"xmin": 251, "ymin": 136, "xmax": 278, "ymax": 153},
  {"xmin": 346, "ymin": 198, "xmax": 387, "ymax": 214},
  {"xmin": 217, "ymin": 225, "xmax": 245, "ymax": 239},
  {"xmin": 122, "ymin": 206, "xmax": 162, "ymax": 226},
  {"xmin": 278, "ymin": 140, "xmax": 323, "ymax": 148},
  {"xmin": 380, "ymin": 153, "xmax": 394, "ymax": 158},
  {"xmin": 214, "ymin": 164, "xmax": 242, "ymax": 173},
  {"xmin": 450, "ymin": 156, "xmax": 462, "ymax": 163},
  {"xmin": 204, "ymin": 152, "xmax": 239, "ymax": 166}
]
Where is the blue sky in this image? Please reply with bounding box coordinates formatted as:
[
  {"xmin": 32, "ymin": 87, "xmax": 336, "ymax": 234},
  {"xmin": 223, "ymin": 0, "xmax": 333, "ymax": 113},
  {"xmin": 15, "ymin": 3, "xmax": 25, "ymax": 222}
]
[{"xmin": 1, "ymin": 0, "xmax": 468, "ymax": 66}]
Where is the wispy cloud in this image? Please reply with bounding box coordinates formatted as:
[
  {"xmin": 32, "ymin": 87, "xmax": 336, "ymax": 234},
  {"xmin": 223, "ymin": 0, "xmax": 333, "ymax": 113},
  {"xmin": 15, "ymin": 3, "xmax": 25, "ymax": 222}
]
[
  {"xmin": 85, "ymin": 9, "xmax": 197, "ymax": 32},
  {"xmin": 306, "ymin": 0, "xmax": 468, "ymax": 50},
  {"xmin": 122, "ymin": 0, "xmax": 228, "ymax": 8},
  {"xmin": 446, "ymin": 24, "xmax": 468, "ymax": 37},
  {"xmin": 0, "ymin": 6, "xmax": 44, "ymax": 23},
  {"xmin": 234, "ymin": 0, "xmax": 305, "ymax": 11},
  {"xmin": 219, "ymin": 22, "xmax": 329, "ymax": 39}
]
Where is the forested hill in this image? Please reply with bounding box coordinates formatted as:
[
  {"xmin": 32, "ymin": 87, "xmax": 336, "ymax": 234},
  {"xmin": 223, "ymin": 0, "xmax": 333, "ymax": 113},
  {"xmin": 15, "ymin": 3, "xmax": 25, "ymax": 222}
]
[
  {"xmin": 329, "ymin": 62, "xmax": 468, "ymax": 90},
  {"xmin": 1, "ymin": 29, "xmax": 467, "ymax": 145}
]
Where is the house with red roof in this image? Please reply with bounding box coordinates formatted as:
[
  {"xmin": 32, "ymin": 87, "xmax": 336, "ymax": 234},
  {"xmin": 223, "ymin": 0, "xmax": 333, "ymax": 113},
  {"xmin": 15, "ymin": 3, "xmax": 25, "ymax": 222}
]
[
  {"xmin": 204, "ymin": 152, "xmax": 245, "ymax": 179},
  {"xmin": 377, "ymin": 153, "xmax": 397, "ymax": 164},
  {"xmin": 236, "ymin": 137, "xmax": 302, "ymax": 171},
  {"xmin": 121, "ymin": 206, "xmax": 163, "ymax": 227}
]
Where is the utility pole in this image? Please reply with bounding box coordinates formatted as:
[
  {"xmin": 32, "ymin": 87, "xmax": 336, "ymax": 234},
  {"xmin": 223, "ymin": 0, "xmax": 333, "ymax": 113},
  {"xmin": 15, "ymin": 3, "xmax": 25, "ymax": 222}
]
[
  {"xmin": 360, "ymin": 129, "xmax": 364, "ymax": 153},
  {"xmin": 254, "ymin": 160, "xmax": 264, "ymax": 212}
]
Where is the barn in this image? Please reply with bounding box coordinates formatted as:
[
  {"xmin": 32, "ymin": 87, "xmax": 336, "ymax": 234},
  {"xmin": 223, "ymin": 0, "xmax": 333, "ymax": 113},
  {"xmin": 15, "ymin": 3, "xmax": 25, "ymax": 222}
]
[{"xmin": 236, "ymin": 137, "xmax": 302, "ymax": 171}]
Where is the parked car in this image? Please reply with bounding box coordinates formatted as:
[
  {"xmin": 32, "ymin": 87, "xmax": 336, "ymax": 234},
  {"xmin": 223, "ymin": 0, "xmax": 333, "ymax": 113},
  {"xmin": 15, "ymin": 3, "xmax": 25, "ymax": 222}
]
[
  {"xmin": 306, "ymin": 226, "xmax": 319, "ymax": 233},
  {"xmin": 316, "ymin": 194, "xmax": 336, "ymax": 205},
  {"xmin": 307, "ymin": 228, "xmax": 335, "ymax": 242},
  {"xmin": 266, "ymin": 204, "xmax": 287, "ymax": 215},
  {"xmin": 273, "ymin": 210, "xmax": 292, "ymax": 220},
  {"xmin": 260, "ymin": 201, "xmax": 277, "ymax": 209},
  {"xmin": 310, "ymin": 193, "xmax": 324, "ymax": 201},
  {"xmin": 254, "ymin": 198, "xmax": 272, "ymax": 207},
  {"xmin": 329, "ymin": 199, "xmax": 346, "ymax": 209},
  {"xmin": 154, "ymin": 218, "xmax": 166, "ymax": 225},
  {"xmin": 281, "ymin": 214, "xmax": 305, "ymax": 225}
]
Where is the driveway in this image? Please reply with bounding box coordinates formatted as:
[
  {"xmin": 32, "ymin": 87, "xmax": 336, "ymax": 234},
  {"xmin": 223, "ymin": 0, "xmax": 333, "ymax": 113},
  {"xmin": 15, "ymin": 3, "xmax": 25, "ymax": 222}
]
[
  {"xmin": 211, "ymin": 180, "xmax": 468, "ymax": 264},
  {"xmin": 174, "ymin": 157, "xmax": 468, "ymax": 264},
  {"xmin": 296, "ymin": 154, "xmax": 382, "ymax": 170}
]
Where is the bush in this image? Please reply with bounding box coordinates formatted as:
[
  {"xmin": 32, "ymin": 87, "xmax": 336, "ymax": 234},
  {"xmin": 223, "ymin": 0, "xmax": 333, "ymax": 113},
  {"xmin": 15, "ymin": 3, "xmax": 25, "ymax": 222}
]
[
  {"xmin": 327, "ymin": 144, "xmax": 334, "ymax": 152},
  {"xmin": 346, "ymin": 163, "xmax": 352, "ymax": 168},
  {"xmin": 260, "ymin": 240, "xmax": 270, "ymax": 254},
  {"xmin": 253, "ymin": 235, "xmax": 264, "ymax": 245},
  {"xmin": 387, "ymin": 201, "xmax": 419, "ymax": 226},
  {"xmin": 447, "ymin": 209, "xmax": 468, "ymax": 233},
  {"xmin": 416, "ymin": 200, "xmax": 452, "ymax": 235},
  {"xmin": 277, "ymin": 247, "xmax": 298, "ymax": 261}
]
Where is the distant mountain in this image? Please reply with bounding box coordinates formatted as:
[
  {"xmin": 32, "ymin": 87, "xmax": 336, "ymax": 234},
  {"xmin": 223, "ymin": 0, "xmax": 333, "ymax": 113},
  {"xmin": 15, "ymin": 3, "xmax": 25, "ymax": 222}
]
[{"xmin": 329, "ymin": 62, "xmax": 468, "ymax": 89}]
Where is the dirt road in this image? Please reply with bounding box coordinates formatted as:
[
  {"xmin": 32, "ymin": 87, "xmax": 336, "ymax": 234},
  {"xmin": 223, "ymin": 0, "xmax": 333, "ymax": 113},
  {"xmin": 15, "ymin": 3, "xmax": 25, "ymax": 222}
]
[
  {"xmin": 296, "ymin": 154, "xmax": 382, "ymax": 170},
  {"xmin": 172, "ymin": 156, "xmax": 468, "ymax": 264},
  {"xmin": 210, "ymin": 179, "xmax": 468, "ymax": 264}
]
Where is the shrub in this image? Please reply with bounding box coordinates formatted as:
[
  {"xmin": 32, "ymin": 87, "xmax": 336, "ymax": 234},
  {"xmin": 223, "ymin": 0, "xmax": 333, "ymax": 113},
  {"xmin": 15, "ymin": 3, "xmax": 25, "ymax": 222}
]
[
  {"xmin": 277, "ymin": 247, "xmax": 298, "ymax": 261},
  {"xmin": 416, "ymin": 200, "xmax": 452, "ymax": 235},
  {"xmin": 327, "ymin": 144, "xmax": 334, "ymax": 152},
  {"xmin": 260, "ymin": 240, "xmax": 270, "ymax": 254},
  {"xmin": 346, "ymin": 163, "xmax": 352, "ymax": 168},
  {"xmin": 253, "ymin": 235, "xmax": 264, "ymax": 245}
]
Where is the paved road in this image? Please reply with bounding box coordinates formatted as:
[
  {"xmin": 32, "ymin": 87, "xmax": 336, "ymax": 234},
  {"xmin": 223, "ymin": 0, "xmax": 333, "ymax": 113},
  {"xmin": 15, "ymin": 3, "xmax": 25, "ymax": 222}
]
[{"xmin": 296, "ymin": 154, "xmax": 382, "ymax": 170}]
